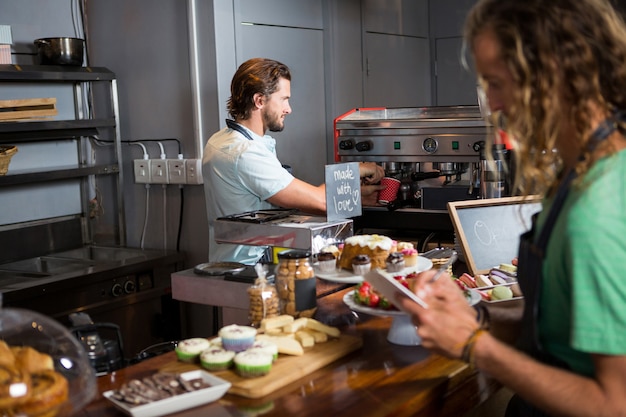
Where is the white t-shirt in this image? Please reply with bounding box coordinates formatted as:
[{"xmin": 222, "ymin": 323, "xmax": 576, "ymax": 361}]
[{"xmin": 202, "ymin": 123, "xmax": 294, "ymax": 264}]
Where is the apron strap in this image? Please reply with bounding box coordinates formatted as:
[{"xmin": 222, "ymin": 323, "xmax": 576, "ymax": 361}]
[{"xmin": 226, "ymin": 119, "xmax": 255, "ymax": 141}]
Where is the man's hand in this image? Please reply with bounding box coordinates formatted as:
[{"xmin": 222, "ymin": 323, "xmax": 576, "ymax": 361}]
[
  {"xmin": 361, "ymin": 184, "xmax": 385, "ymax": 206},
  {"xmin": 359, "ymin": 162, "xmax": 385, "ymax": 184}
]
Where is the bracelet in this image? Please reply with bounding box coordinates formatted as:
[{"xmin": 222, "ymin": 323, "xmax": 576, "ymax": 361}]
[
  {"xmin": 460, "ymin": 328, "xmax": 486, "ymax": 368},
  {"xmin": 474, "ymin": 304, "xmax": 491, "ymax": 330}
]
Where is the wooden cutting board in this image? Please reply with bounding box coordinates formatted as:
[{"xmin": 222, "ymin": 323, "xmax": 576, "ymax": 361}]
[
  {"xmin": 159, "ymin": 334, "xmax": 363, "ymax": 398},
  {"xmin": 0, "ymin": 98, "xmax": 57, "ymax": 121}
]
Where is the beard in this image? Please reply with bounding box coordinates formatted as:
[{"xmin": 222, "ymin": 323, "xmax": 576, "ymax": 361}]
[{"xmin": 263, "ymin": 110, "xmax": 285, "ymax": 132}]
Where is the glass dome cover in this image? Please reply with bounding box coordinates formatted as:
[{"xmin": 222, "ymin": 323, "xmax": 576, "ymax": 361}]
[{"xmin": 0, "ymin": 305, "xmax": 97, "ymax": 416}]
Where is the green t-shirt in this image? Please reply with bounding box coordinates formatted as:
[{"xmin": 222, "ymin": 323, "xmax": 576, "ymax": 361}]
[{"xmin": 538, "ymin": 149, "xmax": 626, "ymax": 376}]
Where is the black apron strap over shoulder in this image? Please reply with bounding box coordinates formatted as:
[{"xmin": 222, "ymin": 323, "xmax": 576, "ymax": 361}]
[{"xmin": 226, "ymin": 119, "xmax": 255, "ymax": 141}]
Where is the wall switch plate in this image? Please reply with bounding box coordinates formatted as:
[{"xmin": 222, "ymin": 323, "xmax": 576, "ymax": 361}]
[
  {"xmin": 186, "ymin": 158, "xmax": 203, "ymax": 184},
  {"xmin": 150, "ymin": 159, "xmax": 169, "ymax": 184},
  {"xmin": 167, "ymin": 159, "xmax": 186, "ymax": 184},
  {"xmin": 134, "ymin": 159, "xmax": 151, "ymax": 183}
]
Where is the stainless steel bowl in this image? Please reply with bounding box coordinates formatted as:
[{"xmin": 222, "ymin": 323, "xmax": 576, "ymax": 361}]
[{"xmin": 34, "ymin": 37, "xmax": 84, "ymax": 66}]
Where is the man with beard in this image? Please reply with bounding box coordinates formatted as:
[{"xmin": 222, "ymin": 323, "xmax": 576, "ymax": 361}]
[{"xmin": 202, "ymin": 58, "xmax": 385, "ymax": 264}]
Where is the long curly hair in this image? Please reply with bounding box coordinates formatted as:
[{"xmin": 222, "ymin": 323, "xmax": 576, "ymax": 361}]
[
  {"xmin": 464, "ymin": 0, "xmax": 626, "ymax": 196},
  {"xmin": 227, "ymin": 58, "xmax": 291, "ymax": 121}
]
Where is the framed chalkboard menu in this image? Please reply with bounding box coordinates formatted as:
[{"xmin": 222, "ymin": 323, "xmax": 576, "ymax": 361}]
[
  {"xmin": 325, "ymin": 162, "xmax": 362, "ymax": 221},
  {"xmin": 448, "ymin": 196, "xmax": 542, "ymax": 275}
]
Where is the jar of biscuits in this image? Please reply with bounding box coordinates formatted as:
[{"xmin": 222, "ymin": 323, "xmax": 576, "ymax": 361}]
[
  {"xmin": 275, "ymin": 250, "xmax": 317, "ymax": 318},
  {"xmin": 247, "ymin": 264, "xmax": 279, "ymax": 327}
]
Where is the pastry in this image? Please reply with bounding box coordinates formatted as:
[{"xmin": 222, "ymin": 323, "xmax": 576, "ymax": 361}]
[
  {"xmin": 338, "ymin": 234, "xmax": 394, "ymax": 271},
  {"xmin": 385, "ymin": 252, "xmax": 405, "ymax": 272},
  {"xmin": 351, "ymin": 254, "xmax": 371, "ymax": 275},
  {"xmin": 401, "ymin": 248, "xmax": 418, "ymax": 267},
  {"xmin": 320, "ymin": 245, "xmax": 341, "ymax": 259},
  {"xmin": 248, "ymin": 339, "xmax": 279, "ymax": 361},
  {"xmin": 11, "ymin": 346, "xmax": 54, "ymax": 374},
  {"xmin": 12, "ymin": 370, "xmax": 68, "ymax": 417},
  {"xmin": 218, "ymin": 324, "xmax": 257, "ymax": 352},
  {"xmin": 234, "ymin": 350, "xmax": 273, "ymax": 378},
  {"xmin": 199, "ymin": 348, "xmax": 235, "ymax": 371},
  {"xmin": 316, "ymin": 251, "xmax": 337, "ymax": 272},
  {"xmin": 175, "ymin": 338, "xmax": 211, "ymax": 363}
]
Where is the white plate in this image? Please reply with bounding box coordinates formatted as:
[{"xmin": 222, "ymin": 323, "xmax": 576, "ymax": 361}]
[
  {"xmin": 343, "ymin": 290, "xmax": 406, "ymax": 317},
  {"xmin": 343, "ymin": 285, "xmax": 481, "ymax": 316},
  {"xmin": 103, "ymin": 370, "xmax": 231, "ymax": 417},
  {"xmin": 315, "ymin": 256, "xmax": 433, "ymax": 284}
]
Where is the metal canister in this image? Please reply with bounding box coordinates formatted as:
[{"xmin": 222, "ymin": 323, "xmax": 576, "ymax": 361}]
[
  {"xmin": 479, "ymin": 143, "xmax": 507, "ymax": 199},
  {"xmin": 275, "ymin": 250, "xmax": 317, "ymax": 318}
]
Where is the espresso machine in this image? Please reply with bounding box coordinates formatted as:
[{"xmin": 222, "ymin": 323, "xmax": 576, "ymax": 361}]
[{"xmin": 334, "ymin": 105, "xmax": 510, "ymax": 248}]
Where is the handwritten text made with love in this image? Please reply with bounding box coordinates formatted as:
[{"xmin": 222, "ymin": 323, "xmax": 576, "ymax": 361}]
[{"xmin": 332, "ymin": 165, "xmax": 360, "ymax": 213}]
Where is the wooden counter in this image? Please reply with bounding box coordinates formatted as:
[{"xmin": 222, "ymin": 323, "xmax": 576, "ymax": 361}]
[{"xmin": 79, "ymin": 284, "xmax": 505, "ymax": 417}]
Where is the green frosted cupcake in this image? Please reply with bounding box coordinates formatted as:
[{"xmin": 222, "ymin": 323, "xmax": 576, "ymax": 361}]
[
  {"xmin": 200, "ymin": 347, "xmax": 236, "ymax": 371},
  {"xmin": 248, "ymin": 339, "xmax": 279, "ymax": 361},
  {"xmin": 234, "ymin": 350, "xmax": 273, "ymax": 378},
  {"xmin": 175, "ymin": 337, "xmax": 211, "ymax": 363}
]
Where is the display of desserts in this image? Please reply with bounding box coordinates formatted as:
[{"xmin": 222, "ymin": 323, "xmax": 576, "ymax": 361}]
[
  {"xmin": 174, "ymin": 316, "xmax": 341, "ymax": 379},
  {"xmin": 338, "ymin": 234, "xmax": 394, "ymax": 271},
  {"xmin": 454, "ymin": 263, "xmax": 521, "ymax": 302},
  {"xmin": 316, "ymin": 236, "xmax": 424, "ymax": 279}
]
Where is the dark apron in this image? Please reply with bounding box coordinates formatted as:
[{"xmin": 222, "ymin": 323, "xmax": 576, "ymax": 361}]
[
  {"xmin": 504, "ymin": 170, "xmax": 574, "ymax": 417},
  {"xmin": 504, "ymin": 116, "xmax": 619, "ymax": 417}
]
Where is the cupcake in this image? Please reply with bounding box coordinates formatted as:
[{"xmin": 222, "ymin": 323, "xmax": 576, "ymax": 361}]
[
  {"xmin": 218, "ymin": 324, "xmax": 257, "ymax": 352},
  {"xmin": 321, "ymin": 244, "xmax": 340, "ymax": 259},
  {"xmin": 199, "ymin": 347, "xmax": 235, "ymax": 371},
  {"xmin": 209, "ymin": 337, "xmax": 223, "ymax": 348},
  {"xmin": 352, "ymin": 254, "xmax": 371, "ymax": 275},
  {"xmin": 401, "ymin": 248, "xmax": 418, "ymax": 267},
  {"xmin": 316, "ymin": 251, "xmax": 337, "ymax": 272},
  {"xmin": 248, "ymin": 339, "xmax": 279, "ymax": 361},
  {"xmin": 175, "ymin": 337, "xmax": 211, "ymax": 363},
  {"xmin": 396, "ymin": 241, "xmax": 414, "ymax": 251},
  {"xmin": 234, "ymin": 350, "xmax": 273, "ymax": 378},
  {"xmin": 386, "ymin": 252, "xmax": 405, "ymax": 272}
]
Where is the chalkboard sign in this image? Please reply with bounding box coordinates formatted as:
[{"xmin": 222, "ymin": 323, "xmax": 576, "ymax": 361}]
[
  {"xmin": 325, "ymin": 162, "xmax": 362, "ymax": 221},
  {"xmin": 448, "ymin": 196, "xmax": 542, "ymax": 275}
]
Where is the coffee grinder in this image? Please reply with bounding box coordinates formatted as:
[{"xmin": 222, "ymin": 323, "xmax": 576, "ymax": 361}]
[{"xmin": 69, "ymin": 312, "xmax": 125, "ymax": 375}]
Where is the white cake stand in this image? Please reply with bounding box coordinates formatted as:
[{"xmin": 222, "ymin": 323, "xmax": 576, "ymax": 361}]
[{"xmin": 343, "ymin": 291, "xmax": 421, "ymax": 346}]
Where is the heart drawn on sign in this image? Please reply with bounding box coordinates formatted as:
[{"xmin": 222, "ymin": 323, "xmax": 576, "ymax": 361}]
[{"xmin": 352, "ymin": 190, "xmax": 360, "ymax": 205}]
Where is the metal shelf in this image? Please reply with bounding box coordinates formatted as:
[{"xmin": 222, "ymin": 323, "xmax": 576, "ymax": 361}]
[
  {"xmin": 0, "ymin": 119, "xmax": 115, "ymax": 142},
  {"xmin": 0, "ymin": 164, "xmax": 119, "ymax": 186},
  {"xmin": 0, "ymin": 64, "xmax": 115, "ymax": 82},
  {"xmin": 0, "ymin": 65, "xmax": 126, "ymax": 246}
]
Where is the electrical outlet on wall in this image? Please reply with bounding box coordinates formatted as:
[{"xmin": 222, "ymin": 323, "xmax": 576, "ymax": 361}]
[
  {"xmin": 167, "ymin": 159, "xmax": 186, "ymax": 184},
  {"xmin": 134, "ymin": 159, "xmax": 151, "ymax": 183},
  {"xmin": 150, "ymin": 159, "xmax": 169, "ymax": 184},
  {"xmin": 186, "ymin": 159, "xmax": 203, "ymax": 184}
]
